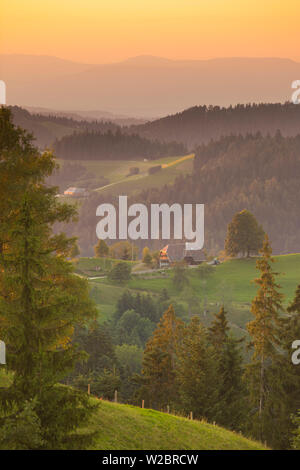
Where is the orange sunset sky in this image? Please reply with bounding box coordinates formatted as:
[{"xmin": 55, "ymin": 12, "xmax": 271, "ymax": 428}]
[{"xmin": 1, "ymin": 0, "xmax": 300, "ymax": 64}]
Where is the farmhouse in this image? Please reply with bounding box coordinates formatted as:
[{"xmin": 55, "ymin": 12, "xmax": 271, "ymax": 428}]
[
  {"xmin": 64, "ymin": 187, "xmax": 89, "ymax": 198},
  {"xmin": 159, "ymin": 243, "xmax": 205, "ymax": 268},
  {"xmin": 159, "ymin": 245, "xmax": 170, "ymax": 268}
]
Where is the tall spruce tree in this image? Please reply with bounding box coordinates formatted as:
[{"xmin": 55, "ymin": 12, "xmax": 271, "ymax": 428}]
[
  {"xmin": 209, "ymin": 306, "xmax": 230, "ymax": 348},
  {"xmin": 176, "ymin": 316, "xmax": 219, "ymax": 421},
  {"xmin": 136, "ymin": 305, "xmax": 183, "ymax": 410},
  {"xmin": 273, "ymin": 284, "xmax": 300, "ymax": 448},
  {"xmin": 209, "ymin": 307, "xmax": 247, "ymax": 431},
  {"xmin": 0, "ymin": 108, "xmax": 98, "ymax": 449},
  {"xmin": 246, "ymin": 234, "xmax": 284, "ymax": 446}
]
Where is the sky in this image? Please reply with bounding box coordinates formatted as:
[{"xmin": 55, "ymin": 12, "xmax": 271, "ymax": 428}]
[{"xmin": 1, "ymin": 0, "xmax": 300, "ymax": 63}]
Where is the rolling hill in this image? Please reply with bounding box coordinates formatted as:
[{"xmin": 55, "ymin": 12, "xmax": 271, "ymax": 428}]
[
  {"xmin": 52, "ymin": 154, "xmax": 194, "ymax": 196},
  {"xmin": 9, "ymin": 106, "xmax": 119, "ymax": 148},
  {"xmin": 86, "ymin": 399, "xmax": 266, "ymax": 450},
  {"xmin": 92, "ymin": 154, "xmax": 194, "ymax": 196},
  {"xmin": 85, "ymin": 253, "xmax": 300, "ymax": 332},
  {"xmin": 131, "ymin": 102, "xmax": 300, "ymax": 148},
  {"xmin": 0, "ymin": 371, "xmax": 266, "ymax": 450}
]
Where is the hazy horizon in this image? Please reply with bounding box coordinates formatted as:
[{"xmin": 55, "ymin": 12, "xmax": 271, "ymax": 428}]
[
  {"xmin": 1, "ymin": 0, "xmax": 300, "ymax": 117},
  {"xmin": 2, "ymin": 52, "xmax": 300, "ymax": 65},
  {"xmin": 1, "ymin": 54, "xmax": 299, "ymax": 117}
]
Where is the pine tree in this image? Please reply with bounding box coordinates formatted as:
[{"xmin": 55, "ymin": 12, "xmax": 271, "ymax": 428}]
[
  {"xmin": 115, "ymin": 290, "xmax": 134, "ymax": 321},
  {"xmin": 209, "ymin": 306, "xmax": 229, "ymax": 349},
  {"xmin": 246, "ymin": 234, "xmax": 284, "ymax": 445},
  {"xmin": 0, "ymin": 109, "xmax": 98, "ymax": 449},
  {"xmin": 273, "ymin": 284, "xmax": 300, "ymax": 448},
  {"xmin": 94, "ymin": 239, "xmax": 109, "ymax": 258},
  {"xmin": 209, "ymin": 307, "xmax": 247, "ymax": 430},
  {"xmin": 136, "ymin": 305, "xmax": 183, "ymax": 410},
  {"xmin": 217, "ymin": 336, "xmax": 247, "ymax": 430},
  {"xmin": 74, "ymin": 321, "xmax": 116, "ymax": 375},
  {"xmin": 176, "ymin": 317, "xmax": 219, "ymax": 421}
]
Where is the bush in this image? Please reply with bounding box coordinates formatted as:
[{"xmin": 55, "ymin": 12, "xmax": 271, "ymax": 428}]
[{"xmin": 108, "ymin": 262, "xmax": 132, "ymax": 283}]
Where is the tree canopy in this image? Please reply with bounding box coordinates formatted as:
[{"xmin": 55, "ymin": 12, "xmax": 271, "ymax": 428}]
[{"xmin": 225, "ymin": 209, "xmax": 264, "ymax": 257}]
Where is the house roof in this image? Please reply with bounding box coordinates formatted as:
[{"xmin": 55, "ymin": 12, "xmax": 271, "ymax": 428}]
[
  {"xmin": 64, "ymin": 187, "xmax": 87, "ymax": 194},
  {"xmin": 160, "ymin": 243, "xmax": 205, "ymax": 262}
]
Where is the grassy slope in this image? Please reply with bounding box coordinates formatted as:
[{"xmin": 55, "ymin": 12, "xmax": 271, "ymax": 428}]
[
  {"xmin": 97, "ymin": 154, "xmax": 194, "ymax": 197},
  {"xmin": 88, "ymin": 253, "xmax": 300, "ymax": 327},
  {"xmin": 128, "ymin": 254, "xmax": 300, "ymax": 304},
  {"xmin": 57, "ymin": 154, "xmax": 194, "ymax": 197},
  {"xmin": 87, "ymin": 399, "xmax": 266, "ymax": 450},
  {"xmin": 0, "ymin": 373, "xmax": 265, "ymax": 449},
  {"xmin": 75, "ymin": 256, "xmax": 137, "ymax": 277},
  {"xmin": 75, "ymin": 257, "xmax": 143, "ymax": 322}
]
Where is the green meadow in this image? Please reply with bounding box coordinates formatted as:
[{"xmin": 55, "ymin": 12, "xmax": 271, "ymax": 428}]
[
  {"xmin": 87, "ymin": 253, "xmax": 300, "ymax": 331},
  {"xmin": 87, "ymin": 399, "xmax": 266, "ymax": 450},
  {"xmin": 0, "ymin": 373, "xmax": 266, "ymax": 450},
  {"xmin": 57, "ymin": 154, "xmax": 194, "ymax": 197}
]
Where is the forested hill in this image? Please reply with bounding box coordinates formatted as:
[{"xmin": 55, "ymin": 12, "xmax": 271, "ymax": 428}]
[
  {"xmin": 10, "ymin": 106, "xmax": 119, "ymax": 148},
  {"xmin": 133, "ymin": 132, "xmax": 300, "ymax": 254},
  {"xmin": 11, "ymin": 102, "xmax": 300, "ymax": 152},
  {"xmin": 129, "ymin": 103, "xmax": 300, "ymax": 148},
  {"xmin": 53, "ymin": 130, "xmax": 186, "ymax": 160}
]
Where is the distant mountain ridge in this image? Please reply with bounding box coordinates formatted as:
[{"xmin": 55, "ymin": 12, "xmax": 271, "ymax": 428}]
[
  {"xmin": 9, "ymin": 102, "xmax": 300, "ymax": 150},
  {"xmin": 24, "ymin": 106, "xmax": 148, "ymax": 125},
  {"xmin": 131, "ymin": 102, "xmax": 300, "ymax": 148},
  {"xmin": 1, "ymin": 54, "xmax": 300, "ymax": 117},
  {"xmin": 9, "ymin": 106, "xmax": 119, "ymax": 148}
]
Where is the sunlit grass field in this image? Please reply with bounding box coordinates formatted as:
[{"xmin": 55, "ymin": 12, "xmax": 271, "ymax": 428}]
[
  {"xmin": 87, "ymin": 399, "xmax": 266, "ymax": 450},
  {"xmin": 56, "ymin": 154, "xmax": 194, "ymax": 197},
  {"xmin": 89, "ymin": 253, "xmax": 300, "ymax": 329},
  {"xmin": 0, "ymin": 373, "xmax": 266, "ymax": 450}
]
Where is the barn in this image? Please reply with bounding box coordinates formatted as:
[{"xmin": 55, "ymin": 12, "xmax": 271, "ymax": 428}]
[{"xmin": 159, "ymin": 243, "xmax": 205, "ymax": 268}]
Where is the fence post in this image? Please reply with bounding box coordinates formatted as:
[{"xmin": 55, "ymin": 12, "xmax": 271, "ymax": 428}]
[
  {"xmin": 190, "ymin": 411, "xmax": 193, "ymax": 420},
  {"xmin": 114, "ymin": 390, "xmax": 118, "ymax": 403},
  {"xmin": 167, "ymin": 405, "xmax": 170, "ymax": 414},
  {"xmin": 87, "ymin": 383, "xmax": 90, "ymax": 395},
  {"xmin": 142, "ymin": 400, "xmax": 144, "ymax": 409}
]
